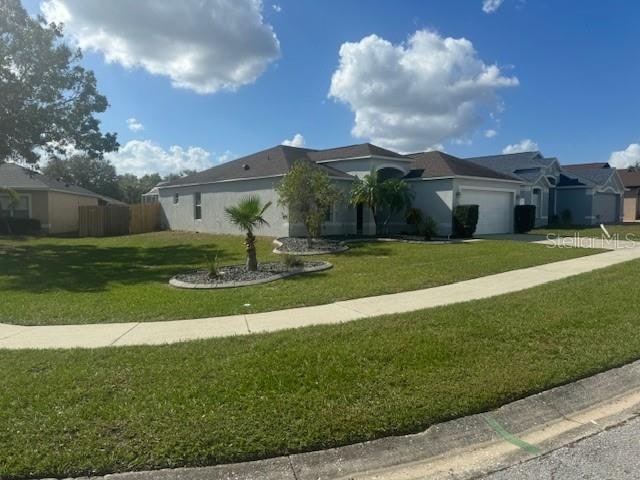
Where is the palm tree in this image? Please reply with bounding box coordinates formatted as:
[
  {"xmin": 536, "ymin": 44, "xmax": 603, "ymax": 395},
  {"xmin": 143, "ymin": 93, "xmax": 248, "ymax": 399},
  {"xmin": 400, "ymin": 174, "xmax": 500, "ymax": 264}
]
[
  {"xmin": 349, "ymin": 169, "xmax": 381, "ymax": 232},
  {"xmin": 224, "ymin": 196, "xmax": 272, "ymax": 271}
]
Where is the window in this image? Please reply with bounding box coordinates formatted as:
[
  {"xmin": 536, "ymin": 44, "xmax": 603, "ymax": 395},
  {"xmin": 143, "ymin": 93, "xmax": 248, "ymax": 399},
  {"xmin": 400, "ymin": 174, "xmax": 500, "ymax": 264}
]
[
  {"xmin": 0, "ymin": 195, "xmax": 29, "ymax": 219},
  {"xmin": 194, "ymin": 192, "xmax": 202, "ymax": 220},
  {"xmin": 173, "ymin": 193, "xmax": 179, "ymax": 204},
  {"xmin": 324, "ymin": 204, "xmax": 333, "ymax": 222}
]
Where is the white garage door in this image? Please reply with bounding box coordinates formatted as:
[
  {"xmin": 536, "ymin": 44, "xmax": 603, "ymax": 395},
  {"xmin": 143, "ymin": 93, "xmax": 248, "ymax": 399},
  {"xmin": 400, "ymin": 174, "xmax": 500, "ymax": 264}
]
[{"xmin": 461, "ymin": 189, "xmax": 514, "ymax": 234}]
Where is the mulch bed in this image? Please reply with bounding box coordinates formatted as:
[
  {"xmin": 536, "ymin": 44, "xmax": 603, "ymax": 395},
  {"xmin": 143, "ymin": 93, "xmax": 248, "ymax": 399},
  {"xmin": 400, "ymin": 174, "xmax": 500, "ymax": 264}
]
[{"xmin": 273, "ymin": 237, "xmax": 348, "ymax": 255}]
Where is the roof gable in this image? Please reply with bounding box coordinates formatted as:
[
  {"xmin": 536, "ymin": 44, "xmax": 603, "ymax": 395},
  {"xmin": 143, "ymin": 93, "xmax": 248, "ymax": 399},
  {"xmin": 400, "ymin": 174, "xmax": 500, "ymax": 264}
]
[
  {"xmin": 0, "ymin": 162, "xmax": 102, "ymax": 198},
  {"xmin": 405, "ymin": 151, "xmax": 518, "ymax": 181}
]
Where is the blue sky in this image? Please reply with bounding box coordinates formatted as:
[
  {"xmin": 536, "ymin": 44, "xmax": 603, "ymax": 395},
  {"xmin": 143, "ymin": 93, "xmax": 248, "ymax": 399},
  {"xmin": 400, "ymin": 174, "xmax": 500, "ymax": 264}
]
[{"xmin": 25, "ymin": 0, "xmax": 640, "ymax": 175}]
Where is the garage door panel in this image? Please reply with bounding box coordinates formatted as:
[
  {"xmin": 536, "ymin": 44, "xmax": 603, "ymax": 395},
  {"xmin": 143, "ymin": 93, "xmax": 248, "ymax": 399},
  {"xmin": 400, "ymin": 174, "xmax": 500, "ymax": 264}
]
[{"xmin": 461, "ymin": 189, "xmax": 513, "ymax": 234}]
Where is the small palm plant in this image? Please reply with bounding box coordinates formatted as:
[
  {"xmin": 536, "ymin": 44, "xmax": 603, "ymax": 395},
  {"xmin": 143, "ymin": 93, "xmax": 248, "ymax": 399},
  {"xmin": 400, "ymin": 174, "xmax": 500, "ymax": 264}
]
[{"xmin": 224, "ymin": 196, "xmax": 272, "ymax": 271}]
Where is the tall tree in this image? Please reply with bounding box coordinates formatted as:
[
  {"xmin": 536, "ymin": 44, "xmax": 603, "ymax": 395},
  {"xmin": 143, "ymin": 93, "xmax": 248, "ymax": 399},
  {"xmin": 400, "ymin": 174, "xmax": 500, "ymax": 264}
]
[
  {"xmin": 224, "ymin": 196, "xmax": 271, "ymax": 272},
  {"xmin": 0, "ymin": 0, "xmax": 118, "ymax": 164},
  {"xmin": 43, "ymin": 154, "xmax": 120, "ymax": 199},
  {"xmin": 276, "ymin": 160, "xmax": 342, "ymax": 245}
]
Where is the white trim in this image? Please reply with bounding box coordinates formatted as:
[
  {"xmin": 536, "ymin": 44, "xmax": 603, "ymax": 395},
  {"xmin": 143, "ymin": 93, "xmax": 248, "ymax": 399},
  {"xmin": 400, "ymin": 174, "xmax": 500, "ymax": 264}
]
[
  {"xmin": 459, "ymin": 185, "xmax": 519, "ymax": 194},
  {"xmin": 6, "ymin": 186, "xmax": 101, "ymax": 200},
  {"xmin": 407, "ymin": 175, "xmax": 521, "ymax": 184}
]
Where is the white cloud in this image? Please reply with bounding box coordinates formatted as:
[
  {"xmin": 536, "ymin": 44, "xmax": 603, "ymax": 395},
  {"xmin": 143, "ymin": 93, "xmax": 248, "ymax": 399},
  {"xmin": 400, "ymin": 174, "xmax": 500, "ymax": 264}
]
[
  {"xmin": 281, "ymin": 133, "xmax": 306, "ymax": 148},
  {"xmin": 502, "ymin": 138, "xmax": 539, "ymax": 154},
  {"xmin": 482, "ymin": 0, "xmax": 504, "ymax": 13},
  {"xmin": 328, "ymin": 30, "xmax": 518, "ymax": 152},
  {"xmin": 272, "ymin": 4, "xmax": 282, "ymax": 12},
  {"xmin": 216, "ymin": 150, "xmax": 236, "ymax": 164},
  {"xmin": 106, "ymin": 140, "xmax": 214, "ymax": 176},
  {"xmin": 484, "ymin": 129, "xmax": 497, "ymax": 138},
  {"xmin": 41, "ymin": 0, "xmax": 280, "ymax": 94},
  {"xmin": 126, "ymin": 118, "xmax": 144, "ymax": 132},
  {"xmin": 609, "ymin": 143, "xmax": 640, "ymax": 169}
]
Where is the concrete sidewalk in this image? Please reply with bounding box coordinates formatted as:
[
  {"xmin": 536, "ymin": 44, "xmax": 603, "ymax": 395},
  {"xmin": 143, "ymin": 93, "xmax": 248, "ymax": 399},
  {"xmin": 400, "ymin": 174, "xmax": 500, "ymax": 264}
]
[{"xmin": 2, "ymin": 237, "xmax": 640, "ymax": 350}]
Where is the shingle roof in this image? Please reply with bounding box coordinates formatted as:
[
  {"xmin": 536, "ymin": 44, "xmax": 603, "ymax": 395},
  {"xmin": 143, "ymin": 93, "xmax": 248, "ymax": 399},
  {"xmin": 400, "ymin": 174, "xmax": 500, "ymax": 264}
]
[
  {"xmin": 162, "ymin": 145, "xmax": 354, "ymax": 187},
  {"xmin": 307, "ymin": 143, "xmax": 406, "ymax": 162},
  {"xmin": 563, "ymin": 162, "xmax": 610, "ymax": 172},
  {"xmin": 618, "ymin": 169, "xmax": 640, "ymax": 188},
  {"xmin": 0, "ymin": 162, "xmax": 106, "ymax": 198},
  {"xmin": 464, "ymin": 151, "xmax": 561, "ymax": 183},
  {"xmin": 405, "ymin": 151, "xmax": 519, "ymax": 181}
]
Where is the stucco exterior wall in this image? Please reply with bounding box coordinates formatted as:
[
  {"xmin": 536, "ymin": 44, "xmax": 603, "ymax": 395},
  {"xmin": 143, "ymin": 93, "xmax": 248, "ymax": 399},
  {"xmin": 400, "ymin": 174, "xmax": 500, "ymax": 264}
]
[
  {"xmin": 48, "ymin": 191, "xmax": 98, "ymax": 234},
  {"xmin": 409, "ymin": 178, "xmax": 454, "ymax": 235},
  {"xmin": 592, "ymin": 192, "xmax": 621, "ymax": 224},
  {"xmin": 557, "ymin": 188, "xmax": 593, "ymax": 225},
  {"xmin": 9, "ymin": 190, "xmax": 49, "ymax": 231},
  {"xmin": 159, "ymin": 177, "xmax": 292, "ymax": 237},
  {"xmin": 317, "ymin": 157, "xmax": 411, "ymax": 179}
]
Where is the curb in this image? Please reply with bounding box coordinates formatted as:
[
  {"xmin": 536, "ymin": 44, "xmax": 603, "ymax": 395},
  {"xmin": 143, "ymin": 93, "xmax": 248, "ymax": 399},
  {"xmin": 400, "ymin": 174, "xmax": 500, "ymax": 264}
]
[{"xmin": 59, "ymin": 358, "xmax": 640, "ymax": 480}]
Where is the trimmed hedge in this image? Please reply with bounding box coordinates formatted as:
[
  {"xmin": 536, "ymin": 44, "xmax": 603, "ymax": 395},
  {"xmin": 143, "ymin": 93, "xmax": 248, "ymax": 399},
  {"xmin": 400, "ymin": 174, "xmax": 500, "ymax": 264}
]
[
  {"xmin": 514, "ymin": 205, "xmax": 536, "ymax": 233},
  {"xmin": 0, "ymin": 217, "xmax": 41, "ymax": 235},
  {"xmin": 452, "ymin": 204, "xmax": 479, "ymax": 238}
]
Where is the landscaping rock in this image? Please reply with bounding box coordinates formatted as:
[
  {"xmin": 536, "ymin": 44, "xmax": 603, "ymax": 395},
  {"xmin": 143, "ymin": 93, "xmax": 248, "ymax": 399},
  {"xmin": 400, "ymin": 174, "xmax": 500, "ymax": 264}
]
[
  {"xmin": 170, "ymin": 261, "xmax": 332, "ymax": 289},
  {"xmin": 273, "ymin": 237, "xmax": 349, "ymax": 255}
]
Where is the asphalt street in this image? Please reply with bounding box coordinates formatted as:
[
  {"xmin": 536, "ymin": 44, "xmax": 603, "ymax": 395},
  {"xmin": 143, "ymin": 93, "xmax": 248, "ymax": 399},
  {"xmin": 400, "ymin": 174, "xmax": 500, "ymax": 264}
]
[{"xmin": 478, "ymin": 416, "xmax": 640, "ymax": 480}]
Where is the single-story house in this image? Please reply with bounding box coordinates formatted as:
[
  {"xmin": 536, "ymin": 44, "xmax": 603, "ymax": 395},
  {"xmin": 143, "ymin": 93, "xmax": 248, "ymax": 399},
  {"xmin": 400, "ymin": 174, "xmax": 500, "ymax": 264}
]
[
  {"xmin": 0, "ymin": 162, "xmax": 123, "ymax": 234},
  {"xmin": 615, "ymin": 168, "xmax": 640, "ymax": 222},
  {"xmin": 466, "ymin": 153, "xmax": 624, "ymax": 225},
  {"xmin": 560, "ymin": 163, "xmax": 625, "ymax": 224},
  {"xmin": 157, "ymin": 143, "xmax": 625, "ymax": 238},
  {"xmin": 159, "ymin": 143, "xmax": 521, "ymax": 237}
]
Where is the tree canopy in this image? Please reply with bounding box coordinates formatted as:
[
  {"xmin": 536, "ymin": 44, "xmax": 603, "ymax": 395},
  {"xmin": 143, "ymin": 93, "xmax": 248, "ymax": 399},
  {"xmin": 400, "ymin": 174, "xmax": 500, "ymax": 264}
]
[
  {"xmin": 0, "ymin": 0, "xmax": 118, "ymax": 164},
  {"xmin": 43, "ymin": 154, "xmax": 120, "ymax": 199},
  {"xmin": 276, "ymin": 160, "xmax": 342, "ymax": 242}
]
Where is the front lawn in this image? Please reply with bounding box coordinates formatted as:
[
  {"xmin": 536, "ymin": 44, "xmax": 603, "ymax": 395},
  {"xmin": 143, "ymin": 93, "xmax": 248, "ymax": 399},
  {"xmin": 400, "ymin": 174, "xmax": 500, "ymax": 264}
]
[
  {"xmin": 1, "ymin": 258, "xmax": 640, "ymax": 479},
  {"xmin": 532, "ymin": 223, "xmax": 640, "ymax": 239},
  {"xmin": 0, "ymin": 231, "xmax": 598, "ymax": 325}
]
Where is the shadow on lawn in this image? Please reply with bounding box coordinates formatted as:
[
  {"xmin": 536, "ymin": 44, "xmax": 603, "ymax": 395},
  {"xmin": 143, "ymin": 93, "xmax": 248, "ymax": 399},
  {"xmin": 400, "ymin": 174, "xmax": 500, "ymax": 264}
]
[{"xmin": 0, "ymin": 242, "xmax": 241, "ymax": 293}]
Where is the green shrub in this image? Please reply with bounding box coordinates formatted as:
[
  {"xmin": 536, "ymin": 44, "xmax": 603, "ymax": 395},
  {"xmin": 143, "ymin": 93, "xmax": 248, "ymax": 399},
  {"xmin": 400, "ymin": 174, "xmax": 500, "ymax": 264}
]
[
  {"xmin": 452, "ymin": 205, "xmax": 479, "ymax": 238},
  {"xmin": 282, "ymin": 254, "xmax": 304, "ymax": 269},
  {"xmin": 203, "ymin": 253, "xmax": 220, "ymax": 279},
  {"xmin": 0, "ymin": 217, "xmax": 41, "ymax": 235},
  {"xmin": 514, "ymin": 205, "xmax": 536, "ymax": 233},
  {"xmin": 560, "ymin": 209, "xmax": 573, "ymax": 226},
  {"xmin": 422, "ymin": 216, "xmax": 439, "ymax": 240}
]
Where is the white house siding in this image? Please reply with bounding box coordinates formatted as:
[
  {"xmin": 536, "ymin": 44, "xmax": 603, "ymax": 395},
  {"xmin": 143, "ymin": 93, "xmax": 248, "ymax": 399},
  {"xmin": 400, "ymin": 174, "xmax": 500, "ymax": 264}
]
[
  {"xmin": 159, "ymin": 177, "xmax": 290, "ymax": 237},
  {"xmin": 454, "ymin": 178, "xmax": 518, "ymax": 234},
  {"xmin": 409, "ymin": 179, "xmax": 455, "ymax": 235}
]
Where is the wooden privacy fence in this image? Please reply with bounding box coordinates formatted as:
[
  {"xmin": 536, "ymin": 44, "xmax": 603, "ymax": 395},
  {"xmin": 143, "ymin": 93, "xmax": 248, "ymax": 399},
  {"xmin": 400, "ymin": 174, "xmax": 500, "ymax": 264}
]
[
  {"xmin": 129, "ymin": 203, "xmax": 161, "ymax": 234},
  {"xmin": 78, "ymin": 203, "xmax": 161, "ymax": 237}
]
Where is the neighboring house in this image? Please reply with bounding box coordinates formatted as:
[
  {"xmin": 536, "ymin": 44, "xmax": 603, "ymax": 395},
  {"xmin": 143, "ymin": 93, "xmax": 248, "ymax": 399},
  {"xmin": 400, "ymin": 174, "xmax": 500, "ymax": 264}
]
[
  {"xmin": 0, "ymin": 162, "xmax": 122, "ymax": 234},
  {"xmin": 614, "ymin": 168, "xmax": 640, "ymax": 222},
  {"xmin": 466, "ymin": 153, "xmax": 624, "ymax": 225},
  {"xmin": 141, "ymin": 181, "xmax": 168, "ymax": 204},
  {"xmin": 159, "ymin": 144, "xmax": 521, "ymax": 237},
  {"xmin": 561, "ymin": 163, "xmax": 625, "ymax": 224}
]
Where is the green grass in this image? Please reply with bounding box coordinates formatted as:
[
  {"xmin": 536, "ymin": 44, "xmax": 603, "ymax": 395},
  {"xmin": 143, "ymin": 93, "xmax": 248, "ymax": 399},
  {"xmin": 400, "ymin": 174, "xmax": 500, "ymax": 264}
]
[
  {"xmin": 532, "ymin": 223, "xmax": 640, "ymax": 239},
  {"xmin": 2, "ymin": 258, "xmax": 640, "ymax": 479},
  {"xmin": 0, "ymin": 231, "xmax": 597, "ymax": 325}
]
